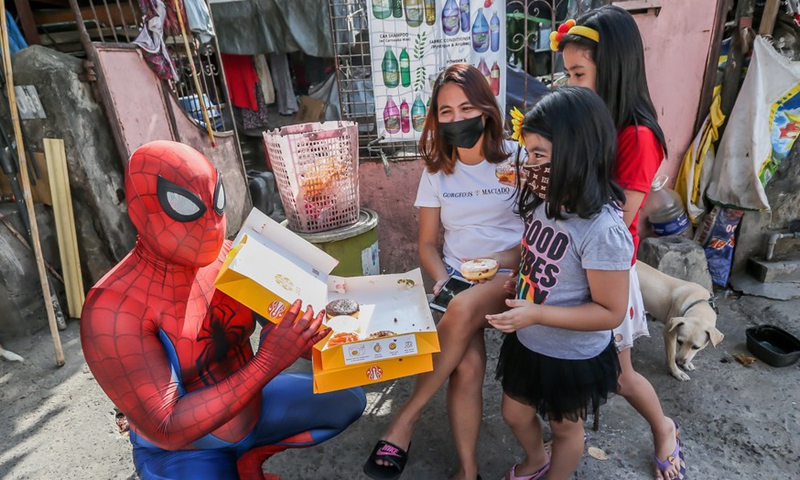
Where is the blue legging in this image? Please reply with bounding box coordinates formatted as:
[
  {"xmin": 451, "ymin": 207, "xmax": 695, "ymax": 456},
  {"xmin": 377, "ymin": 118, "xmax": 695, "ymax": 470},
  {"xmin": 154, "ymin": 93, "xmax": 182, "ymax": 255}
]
[{"xmin": 131, "ymin": 373, "xmax": 366, "ymax": 479}]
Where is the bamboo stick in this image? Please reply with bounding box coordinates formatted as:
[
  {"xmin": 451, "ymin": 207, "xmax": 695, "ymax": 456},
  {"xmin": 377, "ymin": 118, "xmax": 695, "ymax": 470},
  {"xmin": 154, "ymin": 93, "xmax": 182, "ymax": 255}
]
[{"xmin": 172, "ymin": 0, "xmax": 216, "ymax": 147}]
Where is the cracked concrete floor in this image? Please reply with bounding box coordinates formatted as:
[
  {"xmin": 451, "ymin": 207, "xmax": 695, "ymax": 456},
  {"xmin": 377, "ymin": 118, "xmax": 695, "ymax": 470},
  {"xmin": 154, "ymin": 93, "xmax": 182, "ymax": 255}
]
[{"xmin": 1, "ymin": 292, "xmax": 798, "ymax": 479}]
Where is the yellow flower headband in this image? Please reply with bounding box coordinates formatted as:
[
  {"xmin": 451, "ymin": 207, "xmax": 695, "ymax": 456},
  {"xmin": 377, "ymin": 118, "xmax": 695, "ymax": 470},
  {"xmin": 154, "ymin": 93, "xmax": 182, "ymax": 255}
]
[
  {"xmin": 549, "ymin": 19, "xmax": 600, "ymax": 51},
  {"xmin": 510, "ymin": 107, "xmax": 525, "ymax": 147}
]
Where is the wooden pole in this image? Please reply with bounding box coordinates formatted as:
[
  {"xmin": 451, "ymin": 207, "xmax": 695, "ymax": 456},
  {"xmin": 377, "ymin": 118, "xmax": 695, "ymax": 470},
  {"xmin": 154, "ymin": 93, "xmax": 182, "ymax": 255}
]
[
  {"xmin": 758, "ymin": 0, "xmax": 781, "ymax": 36},
  {"xmin": 172, "ymin": 0, "xmax": 216, "ymax": 147},
  {"xmin": 0, "ymin": 2, "xmax": 65, "ymax": 366}
]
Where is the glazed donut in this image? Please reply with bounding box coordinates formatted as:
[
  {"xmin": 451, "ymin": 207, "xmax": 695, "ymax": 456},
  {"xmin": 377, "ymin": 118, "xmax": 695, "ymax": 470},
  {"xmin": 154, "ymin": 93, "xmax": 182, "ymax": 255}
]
[
  {"xmin": 459, "ymin": 258, "xmax": 499, "ymax": 281},
  {"xmin": 327, "ymin": 331, "xmax": 360, "ymax": 347}
]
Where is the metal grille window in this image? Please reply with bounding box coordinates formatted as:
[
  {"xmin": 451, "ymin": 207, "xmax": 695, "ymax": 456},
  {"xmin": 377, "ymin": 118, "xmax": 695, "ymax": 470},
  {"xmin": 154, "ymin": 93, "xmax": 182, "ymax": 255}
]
[
  {"xmin": 68, "ymin": 0, "xmax": 233, "ymax": 135},
  {"xmin": 327, "ymin": 0, "xmax": 605, "ymax": 161}
]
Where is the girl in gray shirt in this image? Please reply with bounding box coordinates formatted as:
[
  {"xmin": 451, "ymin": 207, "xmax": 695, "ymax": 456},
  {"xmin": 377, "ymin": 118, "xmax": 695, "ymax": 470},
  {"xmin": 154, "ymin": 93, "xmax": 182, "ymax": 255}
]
[{"xmin": 487, "ymin": 87, "xmax": 633, "ymax": 480}]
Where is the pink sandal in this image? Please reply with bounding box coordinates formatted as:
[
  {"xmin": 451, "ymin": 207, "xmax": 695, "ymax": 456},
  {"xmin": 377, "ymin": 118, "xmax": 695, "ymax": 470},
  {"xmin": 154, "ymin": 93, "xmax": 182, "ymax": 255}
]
[{"xmin": 502, "ymin": 461, "xmax": 550, "ymax": 480}]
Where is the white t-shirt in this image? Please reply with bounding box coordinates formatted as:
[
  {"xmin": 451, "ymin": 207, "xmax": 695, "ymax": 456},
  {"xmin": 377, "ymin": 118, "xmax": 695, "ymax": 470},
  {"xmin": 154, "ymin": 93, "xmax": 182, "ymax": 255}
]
[{"xmin": 414, "ymin": 142, "xmax": 524, "ymax": 271}]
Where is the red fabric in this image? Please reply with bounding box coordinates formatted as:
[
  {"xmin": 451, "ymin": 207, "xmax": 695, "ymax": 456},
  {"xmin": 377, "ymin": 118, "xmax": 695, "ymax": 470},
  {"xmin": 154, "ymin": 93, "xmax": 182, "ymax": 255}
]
[
  {"xmin": 614, "ymin": 125, "xmax": 664, "ymax": 263},
  {"xmin": 221, "ymin": 54, "xmax": 259, "ymax": 111}
]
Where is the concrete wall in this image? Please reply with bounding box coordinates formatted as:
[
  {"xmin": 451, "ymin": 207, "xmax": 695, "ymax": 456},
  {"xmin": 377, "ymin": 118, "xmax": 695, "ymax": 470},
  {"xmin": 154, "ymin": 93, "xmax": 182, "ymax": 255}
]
[
  {"xmin": 733, "ymin": 142, "xmax": 800, "ymax": 273},
  {"xmin": 11, "ymin": 46, "xmax": 136, "ymax": 288},
  {"xmin": 632, "ymin": 0, "xmax": 721, "ymax": 185},
  {"xmin": 359, "ymin": 159, "xmax": 424, "ymax": 276}
]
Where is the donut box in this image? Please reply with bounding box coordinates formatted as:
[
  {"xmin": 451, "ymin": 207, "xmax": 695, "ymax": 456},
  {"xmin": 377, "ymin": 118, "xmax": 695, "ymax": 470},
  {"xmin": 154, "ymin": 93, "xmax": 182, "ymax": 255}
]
[
  {"xmin": 215, "ymin": 208, "xmax": 337, "ymax": 325},
  {"xmin": 312, "ymin": 269, "xmax": 440, "ymax": 393},
  {"xmin": 215, "ymin": 208, "xmax": 440, "ymax": 393}
]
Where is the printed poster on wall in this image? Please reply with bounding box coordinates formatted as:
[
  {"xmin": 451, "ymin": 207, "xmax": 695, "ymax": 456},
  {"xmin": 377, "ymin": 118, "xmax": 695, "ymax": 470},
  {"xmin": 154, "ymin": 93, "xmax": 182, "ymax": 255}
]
[{"xmin": 367, "ymin": 0, "xmax": 506, "ymax": 143}]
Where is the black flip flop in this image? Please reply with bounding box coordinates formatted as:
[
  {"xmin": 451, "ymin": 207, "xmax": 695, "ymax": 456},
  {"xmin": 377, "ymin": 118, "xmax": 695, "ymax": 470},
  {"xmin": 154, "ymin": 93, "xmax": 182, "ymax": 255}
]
[{"xmin": 363, "ymin": 440, "xmax": 411, "ymax": 480}]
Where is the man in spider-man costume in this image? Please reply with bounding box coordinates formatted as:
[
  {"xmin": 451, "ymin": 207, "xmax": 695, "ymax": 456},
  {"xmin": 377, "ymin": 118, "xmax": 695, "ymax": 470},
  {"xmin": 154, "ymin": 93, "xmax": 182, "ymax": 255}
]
[{"xmin": 81, "ymin": 140, "xmax": 366, "ymax": 479}]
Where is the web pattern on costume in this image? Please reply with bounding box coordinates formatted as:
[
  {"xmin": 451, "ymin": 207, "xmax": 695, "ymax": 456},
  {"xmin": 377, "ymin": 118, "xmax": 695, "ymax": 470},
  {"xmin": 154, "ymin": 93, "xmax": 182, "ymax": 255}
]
[{"xmin": 80, "ymin": 141, "xmax": 329, "ymax": 459}]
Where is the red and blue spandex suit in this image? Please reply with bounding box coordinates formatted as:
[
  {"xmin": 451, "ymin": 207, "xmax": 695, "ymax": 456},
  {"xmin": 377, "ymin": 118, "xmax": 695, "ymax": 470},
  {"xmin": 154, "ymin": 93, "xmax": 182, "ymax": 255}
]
[{"xmin": 80, "ymin": 141, "xmax": 366, "ymax": 479}]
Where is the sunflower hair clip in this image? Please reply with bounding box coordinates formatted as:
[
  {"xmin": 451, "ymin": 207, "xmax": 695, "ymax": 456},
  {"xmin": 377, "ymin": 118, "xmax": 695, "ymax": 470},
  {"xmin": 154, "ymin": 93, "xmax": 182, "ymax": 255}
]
[
  {"xmin": 510, "ymin": 107, "xmax": 525, "ymax": 147},
  {"xmin": 549, "ymin": 19, "xmax": 600, "ymax": 51}
]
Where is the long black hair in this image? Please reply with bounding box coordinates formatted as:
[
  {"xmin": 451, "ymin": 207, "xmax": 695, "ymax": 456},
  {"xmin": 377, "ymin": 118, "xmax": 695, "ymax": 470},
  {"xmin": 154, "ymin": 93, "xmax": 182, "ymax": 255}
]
[
  {"xmin": 559, "ymin": 5, "xmax": 667, "ymax": 155},
  {"xmin": 516, "ymin": 86, "xmax": 625, "ymax": 220}
]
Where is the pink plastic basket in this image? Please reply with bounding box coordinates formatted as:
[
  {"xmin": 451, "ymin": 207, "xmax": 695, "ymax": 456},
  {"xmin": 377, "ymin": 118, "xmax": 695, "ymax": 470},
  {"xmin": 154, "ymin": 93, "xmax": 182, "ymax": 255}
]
[{"xmin": 263, "ymin": 121, "xmax": 359, "ymax": 233}]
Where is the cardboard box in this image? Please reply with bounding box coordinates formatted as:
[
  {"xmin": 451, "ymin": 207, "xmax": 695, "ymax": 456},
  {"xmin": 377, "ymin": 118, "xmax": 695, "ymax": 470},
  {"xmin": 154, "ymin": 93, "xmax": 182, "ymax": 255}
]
[
  {"xmin": 216, "ymin": 208, "xmax": 339, "ymax": 323},
  {"xmin": 215, "ymin": 208, "xmax": 440, "ymax": 393},
  {"xmin": 294, "ymin": 96, "xmax": 327, "ymax": 124},
  {"xmin": 312, "ymin": 269, "xmax": 440, "ymax": 393}
]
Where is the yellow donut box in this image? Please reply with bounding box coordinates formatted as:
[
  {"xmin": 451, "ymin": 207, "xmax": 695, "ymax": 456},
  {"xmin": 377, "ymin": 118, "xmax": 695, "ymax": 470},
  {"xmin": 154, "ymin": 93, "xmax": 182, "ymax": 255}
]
[{"xmin": 216, "ymin": 208, "xmax": 440, "ymax": 393}]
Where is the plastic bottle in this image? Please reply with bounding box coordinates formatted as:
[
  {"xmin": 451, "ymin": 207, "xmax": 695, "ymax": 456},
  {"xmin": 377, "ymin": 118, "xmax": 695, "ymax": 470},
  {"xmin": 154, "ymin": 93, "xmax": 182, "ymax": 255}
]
[
  {"xmin": 643, "ymin": 174, "xmax": 692, "ymax": 237},
  {"xmin": 472, "ymin": 9, "xmax": 489, "ymax": 53},
  {"xmin": 459, "ymin": 0, "xmax": 470, "ymax": 33},
  {"xmin": 424, "ymin": 0, "xmax": 435, "ymax": 25},
  {"xmin": 382, "ymin": 47, "xmax": 399, "ymax": 88},
  {"xmin": 404, "ymin": 0, "xmax": 423, "ymax": 27},
  {"xmin": 384, "ymin": 96, "xmax": 401, "ymax": 134},
  {"xmin": 411, "ymin": 95, "xmax": 427, "ymax": 132},
  {"xmin": 442, "ymin": 0, "xmax": 460, "ymax": 36},
  {"xmin": 490, "ymin": 11, "xmax": 500, "ymax": 52},
  {"xmin": 399, "ymin": 48, "xmax": 411, "ymax": 87},
  {"xmin": 400, "ymin": 99, "xmax": 411, "ymax": 133},
  {"xmin": 477, "ymin": 58, "xmax": 490, "ymax": 85},
  {"xmin": 490, "ymin": 61, "xmax": 500, "ymax": 95},
  {"xmin": 391, "ymin": 0, "xmax": 403, "ymax": 18},
  {"xmin": 373, "ymin": 0, "xmax": 392, "ymax": 19}
]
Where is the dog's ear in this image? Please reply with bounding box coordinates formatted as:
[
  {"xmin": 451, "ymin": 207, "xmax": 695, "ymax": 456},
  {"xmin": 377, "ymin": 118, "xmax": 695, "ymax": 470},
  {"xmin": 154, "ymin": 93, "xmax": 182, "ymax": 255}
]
[
  {"xmin": 666, "ymin": 317, "xmax": 685, "ymax": 332},
  {"xmin": 708, "ymin": 328, "xmax": 725, "ymax": 347}
]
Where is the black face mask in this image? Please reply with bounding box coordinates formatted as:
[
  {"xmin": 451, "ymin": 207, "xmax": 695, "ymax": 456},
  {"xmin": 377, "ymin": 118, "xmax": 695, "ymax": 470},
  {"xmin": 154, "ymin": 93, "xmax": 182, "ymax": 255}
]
[{"xmin": 439, "ymin": 116, "xmax": 485, "ymax": 149}]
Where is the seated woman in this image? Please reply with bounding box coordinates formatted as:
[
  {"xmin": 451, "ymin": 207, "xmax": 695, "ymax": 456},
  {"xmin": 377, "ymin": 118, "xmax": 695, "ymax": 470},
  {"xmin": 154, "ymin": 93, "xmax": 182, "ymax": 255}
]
[{"xmin": 364, "ymin": 63, "xmax": 523, "ymax": 480}]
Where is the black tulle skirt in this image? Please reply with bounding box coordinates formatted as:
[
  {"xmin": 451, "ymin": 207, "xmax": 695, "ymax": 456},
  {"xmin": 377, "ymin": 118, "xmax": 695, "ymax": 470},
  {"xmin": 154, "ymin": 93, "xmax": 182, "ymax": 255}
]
[{"xmin": 495, "ymin": 332, "xmax": 621, "ymax": 423}]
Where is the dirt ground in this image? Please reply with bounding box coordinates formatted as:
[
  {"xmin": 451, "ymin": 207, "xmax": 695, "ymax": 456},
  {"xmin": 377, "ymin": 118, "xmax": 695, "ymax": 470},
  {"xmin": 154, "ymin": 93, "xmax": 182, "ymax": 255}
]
[{"xmin": 1, "ymin": 292, "xmax": 799, "ymax": 480}]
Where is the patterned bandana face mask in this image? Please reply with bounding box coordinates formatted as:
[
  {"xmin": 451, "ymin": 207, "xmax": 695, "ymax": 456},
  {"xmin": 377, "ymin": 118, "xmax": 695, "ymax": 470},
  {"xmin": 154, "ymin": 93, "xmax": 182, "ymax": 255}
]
[{"xmin": 522, "ymin": 163, "xmax": 551, "ymax": 200}]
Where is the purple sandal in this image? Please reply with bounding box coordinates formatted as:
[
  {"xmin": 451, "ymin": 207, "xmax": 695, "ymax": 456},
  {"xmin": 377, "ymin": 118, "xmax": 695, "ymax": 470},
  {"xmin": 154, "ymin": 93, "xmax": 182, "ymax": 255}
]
[
  {"xmin": 654, "ymin": 420, "xmax": 686, "ymax": 479},
  {"xmin": 502, "ymin": 461, "xmax": 550, "ymax": 480}
]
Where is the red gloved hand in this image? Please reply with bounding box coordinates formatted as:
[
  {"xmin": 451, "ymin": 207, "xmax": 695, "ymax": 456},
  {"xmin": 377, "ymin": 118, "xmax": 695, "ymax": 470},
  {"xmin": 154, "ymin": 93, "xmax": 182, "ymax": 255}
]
[{"xmin": 256, "ymin": 300, "xmax": 329, "ymax": 373}]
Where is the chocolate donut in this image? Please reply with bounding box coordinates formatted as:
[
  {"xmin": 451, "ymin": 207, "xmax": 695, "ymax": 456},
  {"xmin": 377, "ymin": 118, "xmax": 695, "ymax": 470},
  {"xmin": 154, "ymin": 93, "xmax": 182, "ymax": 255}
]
[{"xmin": 325, "ymin": 298, "xmax": 360, "ymax": 319}]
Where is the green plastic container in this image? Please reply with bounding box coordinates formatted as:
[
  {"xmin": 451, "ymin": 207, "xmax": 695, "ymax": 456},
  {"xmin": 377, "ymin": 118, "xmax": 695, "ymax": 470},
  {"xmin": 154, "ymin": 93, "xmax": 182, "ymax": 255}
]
[{"xmin": 285, "ymin": 208, "xmax": 380, "ymax": 277}]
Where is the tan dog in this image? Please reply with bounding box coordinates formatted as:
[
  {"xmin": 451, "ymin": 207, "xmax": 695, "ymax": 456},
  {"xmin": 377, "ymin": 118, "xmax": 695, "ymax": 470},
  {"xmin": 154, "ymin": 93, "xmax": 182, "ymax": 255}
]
[
  {"xmin": 0, "ymin": 342, "xmax": 24, "ymax": 363},
  {"xmin": 636, "ymin": 260, "xmax": 724, "ymax": 381}
]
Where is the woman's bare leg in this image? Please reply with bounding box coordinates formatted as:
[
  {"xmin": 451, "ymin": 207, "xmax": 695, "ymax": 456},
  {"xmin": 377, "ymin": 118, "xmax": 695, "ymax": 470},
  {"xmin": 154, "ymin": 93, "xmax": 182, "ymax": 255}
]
[
  {"xmin": 447, "ymin": 331, "xmax": 486, "ymax": 480},
  {"xmin": 373, "ymin": 277, "xmax": 508, "ymax": 467}
]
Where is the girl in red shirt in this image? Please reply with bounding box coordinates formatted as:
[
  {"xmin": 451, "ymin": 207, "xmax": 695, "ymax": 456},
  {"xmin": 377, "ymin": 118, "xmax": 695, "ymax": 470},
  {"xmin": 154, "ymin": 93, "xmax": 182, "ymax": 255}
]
[{"xmin": 554, "ymin": 6, "xmax": 685, "ymax": 480}]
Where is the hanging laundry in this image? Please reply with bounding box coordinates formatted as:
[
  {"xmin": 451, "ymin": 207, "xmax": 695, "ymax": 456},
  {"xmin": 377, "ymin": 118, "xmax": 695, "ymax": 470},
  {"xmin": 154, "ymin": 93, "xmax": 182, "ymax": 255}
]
[
  {"xmin": 706, "ymin": 36, "xmax": 800, "ymax": 212},
  {"xmin": 675, "ymin": 85, "xmax": 725, "ymax": 224},
  {"xmin": 184, "ymin": 0, "xmax": 215, "ymax": 44},
  {"xmin": 221, "ymin": 54, "xmax": 259, "ymax": 111},
  {"xmin": 254, "ymin": 54, "xmax": 276, "ymax": 105},
  {"xmin": 139, "ymin": 0, "xmax": 182, "ymax": 36},
  {"xmin": 237, "ymin": 85, "xmax": 270, "ymax": 131},
  {"xmin": 270, "ymin": 53, "xmax": 299, "ymax": 116},
  {"xmin": 133, "ymin": 0, "xmax": 179, "ymax": 82}
]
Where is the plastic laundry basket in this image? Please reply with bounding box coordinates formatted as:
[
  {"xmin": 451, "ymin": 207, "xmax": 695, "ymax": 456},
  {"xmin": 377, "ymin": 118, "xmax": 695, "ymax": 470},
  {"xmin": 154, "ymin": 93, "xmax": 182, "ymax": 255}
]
[{"xmin": 263, "ymin": 121, "xmax": 359, "ymax": 233}]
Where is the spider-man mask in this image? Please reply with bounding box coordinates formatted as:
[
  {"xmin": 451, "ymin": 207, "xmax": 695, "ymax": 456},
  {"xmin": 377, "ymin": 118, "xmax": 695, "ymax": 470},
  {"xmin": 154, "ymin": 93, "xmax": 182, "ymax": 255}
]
[{"xmin": 125, "ymin": 141, "xmax": 226, "ymax": 267}]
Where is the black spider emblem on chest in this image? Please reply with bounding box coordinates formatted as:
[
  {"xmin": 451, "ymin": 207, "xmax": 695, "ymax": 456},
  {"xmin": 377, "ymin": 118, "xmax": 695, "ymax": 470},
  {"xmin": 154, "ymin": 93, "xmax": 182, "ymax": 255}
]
[{"xmin": 195, "ymin": 303, "xmax": 250, "ymax": 385}]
